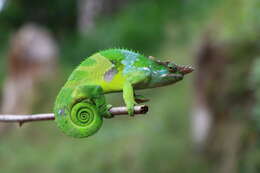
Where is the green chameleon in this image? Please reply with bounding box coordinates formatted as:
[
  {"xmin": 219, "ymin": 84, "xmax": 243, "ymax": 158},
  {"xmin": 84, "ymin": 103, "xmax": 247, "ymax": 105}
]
[{"xmin": 54, "ymin": 49, "xmax": 193, "ymax": 138}]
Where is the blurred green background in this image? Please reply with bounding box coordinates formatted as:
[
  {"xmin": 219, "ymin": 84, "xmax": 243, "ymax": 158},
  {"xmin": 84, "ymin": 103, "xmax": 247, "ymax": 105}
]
[{"xmin": 0, "ymin": 0, "xmax": 260, "ymax": 173}]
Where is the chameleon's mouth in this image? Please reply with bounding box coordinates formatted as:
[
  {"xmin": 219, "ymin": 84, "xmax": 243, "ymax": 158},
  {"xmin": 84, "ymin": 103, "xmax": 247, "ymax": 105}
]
[
  {"xmin": 163, "ymin": 73, "xmax": 183, "ymax": 81},
  {"xmin": 165, "ymin": 73, "xmax": 183, "ymax": 78},
  {"xmin": 177, "ymin": 65, "xmax": 194, "ymax": 75}
]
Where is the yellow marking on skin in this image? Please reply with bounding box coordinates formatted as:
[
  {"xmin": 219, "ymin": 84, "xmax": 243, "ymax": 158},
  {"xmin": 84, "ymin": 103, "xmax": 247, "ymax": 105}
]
[
  {"xmin": 100, "ymin": 71, "xmax": 126, "ymax": 92},
  {"xmin": 78, "ymin": 53, "xmax": 112, "ymax": 74},
  {"xmin": 65, "ymin": 53, "xmax": 127, "ymax": 93},
  {"xmin": 65, "ymin": 53, "xmax": 112, "ymax": 86},
  {"xmin": 65, "ymin": 80, "xmax": 85, "ymax": 89},
  {"xmin": 86, "ymin": 53, "xmax": 127, "ymax": 92}
]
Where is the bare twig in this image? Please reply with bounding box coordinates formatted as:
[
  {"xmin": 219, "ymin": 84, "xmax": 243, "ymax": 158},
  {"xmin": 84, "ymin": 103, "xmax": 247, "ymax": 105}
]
[{"xmin": 0, "ymin": 105, "xmax": 148, "ymax": 124}]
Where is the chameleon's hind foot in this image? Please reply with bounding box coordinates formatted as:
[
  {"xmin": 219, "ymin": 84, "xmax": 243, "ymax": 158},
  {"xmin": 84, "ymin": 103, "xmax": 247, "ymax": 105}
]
[
  {"xmin": 103, "ymin": 104, "xmax": 114, "ymax": 119},
  {"xmin": 127, "ymin": 104, "xmax": 135, "ymax": 117}
]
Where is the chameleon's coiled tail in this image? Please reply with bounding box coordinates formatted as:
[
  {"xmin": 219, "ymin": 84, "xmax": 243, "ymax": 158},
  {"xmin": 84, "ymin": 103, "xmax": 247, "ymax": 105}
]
[
  {"xmin": 69, "ymin": 101, "xmax": 103, "ymax": 137},
  {"xmin": 54, "ymin": 95, "xmax": 103, "ymax": 138}
]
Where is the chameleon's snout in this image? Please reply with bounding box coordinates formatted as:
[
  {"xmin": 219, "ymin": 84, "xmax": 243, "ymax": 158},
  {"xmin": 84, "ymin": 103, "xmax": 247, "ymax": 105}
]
[
  {"xmin": 177, "ymin": 65, "xmax": 194, "ymax": 75},
  {"xmin": 155, "ymin": 60, "xmax": 194, "ymax": 75}
]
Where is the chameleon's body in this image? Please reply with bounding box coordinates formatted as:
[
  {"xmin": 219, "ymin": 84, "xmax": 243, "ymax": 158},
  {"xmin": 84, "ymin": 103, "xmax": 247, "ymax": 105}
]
[{"xmin": 54, "ymin": 49, "xmax": 193, "ymax": 138}]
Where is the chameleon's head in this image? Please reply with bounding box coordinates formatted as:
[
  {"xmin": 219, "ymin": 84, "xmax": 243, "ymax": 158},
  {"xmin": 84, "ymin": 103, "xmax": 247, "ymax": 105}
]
[{"xmin": 146, "ymin": 59, "xmax": 194, "ymax": 88}]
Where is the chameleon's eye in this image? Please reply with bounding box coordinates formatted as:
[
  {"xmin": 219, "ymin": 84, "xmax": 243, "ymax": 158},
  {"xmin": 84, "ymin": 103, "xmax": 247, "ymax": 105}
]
[{"xmin": 168, "ymin": 65, "xmax": 177, "ymax": 72}]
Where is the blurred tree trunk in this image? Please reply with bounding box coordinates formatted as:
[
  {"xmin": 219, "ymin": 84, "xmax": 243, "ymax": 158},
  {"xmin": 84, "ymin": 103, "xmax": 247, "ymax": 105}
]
[
  {"xmin": 77, "ymin": 0, "xmax": 129, "ymax": 34},
  {"xmin": 192, "ymin": 33, "xmax": 260, "ymax": 173},
  {"xmin": 0, "ymin": 23, "xmax": 58, "ymax": 135},
  {"xmin": 78, "ymin": 0, "xmax": 103, "ymax": 34}
]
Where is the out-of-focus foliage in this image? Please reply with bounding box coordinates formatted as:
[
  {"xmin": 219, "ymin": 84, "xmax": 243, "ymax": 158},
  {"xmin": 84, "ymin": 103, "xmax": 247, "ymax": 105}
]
[
  {"xmin": 0, "ymin": 0, "xmax": 217, "ymax": 65},
  {"xmin": 0, "ymin": 0, "xmax": 259, "ymax": 173}
]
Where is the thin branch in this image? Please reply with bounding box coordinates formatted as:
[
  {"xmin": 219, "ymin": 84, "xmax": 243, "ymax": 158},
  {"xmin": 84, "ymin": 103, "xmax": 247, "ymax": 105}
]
[{"xmin": 0, "ymin": 105, "xmax": 148, "ymax": 124}]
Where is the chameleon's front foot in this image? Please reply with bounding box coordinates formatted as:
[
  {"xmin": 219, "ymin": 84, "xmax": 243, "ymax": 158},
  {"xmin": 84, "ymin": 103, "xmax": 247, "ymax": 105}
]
[
  {"xmin": 126, "ymin": 95, "xmax": 149, "ymax": 116},
  {"xmin": 102, "ymin": 104, "xmax": 114, "ymax": 119},
  {"xmin": 126, "ymin": 103, "xmax": 135, "ymax": 117}
]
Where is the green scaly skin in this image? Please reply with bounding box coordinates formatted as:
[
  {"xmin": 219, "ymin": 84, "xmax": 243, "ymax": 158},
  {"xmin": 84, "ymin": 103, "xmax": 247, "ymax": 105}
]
[{"xmin": 54, "ymin": 49, "xmax": 193, "ymax": 138}]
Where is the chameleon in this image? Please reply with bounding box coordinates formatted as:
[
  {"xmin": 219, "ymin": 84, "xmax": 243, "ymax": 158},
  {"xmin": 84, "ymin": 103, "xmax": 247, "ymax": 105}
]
[{"xmin": 54, "ymin": 48, "xmax": 194, "ymax": 138}]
